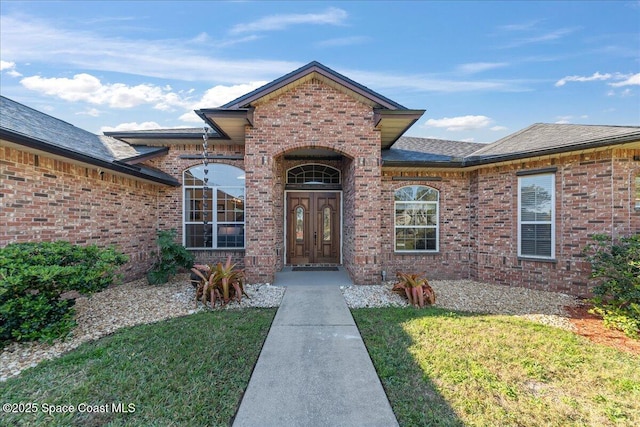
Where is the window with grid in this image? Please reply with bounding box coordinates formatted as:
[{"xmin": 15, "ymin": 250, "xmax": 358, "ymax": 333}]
[
  {"xmin": 518, "ymin": 173, "xmax": 555, "ymax": 259},
  {"xmin": 394, "ymin": 185, "xmax": 439, "ymax": 252},
  {"xmin": 183, "ymin": 164, "xmax": 245, "ymax": 249},
  {"xmin": 287, "ymin": 164, "xmax": 340, "ymax": 184}
]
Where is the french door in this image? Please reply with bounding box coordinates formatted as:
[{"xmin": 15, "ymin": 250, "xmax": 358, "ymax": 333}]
[{"xmin": 286, "ymin": 192, "xmax": 340, "ymax": 264}]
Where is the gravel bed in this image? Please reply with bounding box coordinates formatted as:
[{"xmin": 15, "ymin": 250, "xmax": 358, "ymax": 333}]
[{"xmin": 1, "ymin": 275, "xmax": 577, "ymax": 382}]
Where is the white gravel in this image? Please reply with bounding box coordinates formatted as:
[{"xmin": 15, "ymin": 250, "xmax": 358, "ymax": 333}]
[{"xmin": 1, "ymin": 274, "xmax": 577, "ymax": 382}]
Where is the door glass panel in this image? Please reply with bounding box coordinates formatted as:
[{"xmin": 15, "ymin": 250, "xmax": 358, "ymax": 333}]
[
  {"xmin": 323, "ymin": 207, "xmax": 331, "ymax": 241},
  {"xmin": 296, "ymin": 207, "xmax": 304, "ymax": 241}
]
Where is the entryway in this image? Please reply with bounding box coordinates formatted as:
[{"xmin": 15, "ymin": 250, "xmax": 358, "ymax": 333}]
[{"xmin": 286, "ymin": 191, "xmax": 341, "ymax": 265}]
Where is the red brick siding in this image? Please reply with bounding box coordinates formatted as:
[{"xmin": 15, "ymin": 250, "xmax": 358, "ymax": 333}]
[
  {"xmin": 242, "ymin": 79, "xmax": 382, "ymax": 284},
  {"xmin": 147, "ymin": 143, "xmax": 246, "ymax": 268},
  {"xmin": 380, "ymin": 171, "xmax": 473, "ymax": 280},
  {"xmin": 471, "ymin": 148, "xmax": 640, "ymax": 296},
  {"xmin": 0, "ymin": 145, "xmax": 159, "ymax": 279}
]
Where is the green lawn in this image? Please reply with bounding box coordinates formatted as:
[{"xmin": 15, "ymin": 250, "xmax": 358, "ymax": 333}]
[
  {"xmin": 0, "ymin": 309, "xmax": 276, "ymax": 427},
  {"xmin": 4, "ymin": 306, "xmax": 639, "ymax": 427},
  {"xmin": 352, "ymin": 307, "xmax": 640, "ymax": 427}
]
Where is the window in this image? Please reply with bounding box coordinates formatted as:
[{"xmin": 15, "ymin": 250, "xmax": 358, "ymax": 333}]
[
  {"xmin": 287, "ymin": 164, "xmax": 340, "ymax": 185},
  {"xmin": 183, "ymin": 164, "xmax": 245, "ymax": 249},
  {"xmin": 518, "ymin": 173, "xmax": 555, "ymax": 259},
  {"xmin": 394, "ymin": 185, "xmax": 439, "ymax": 252}
]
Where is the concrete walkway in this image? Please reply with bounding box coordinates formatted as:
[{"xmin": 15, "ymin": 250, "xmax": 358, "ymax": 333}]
[{"xmin": 232, "ymin": 270, "xmax": 398, "ymax": 427}]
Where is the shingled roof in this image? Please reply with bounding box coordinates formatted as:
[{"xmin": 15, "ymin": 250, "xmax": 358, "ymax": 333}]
[
  {"xmin": 466, "ymin": 123, "xmax": 640, "ymax": 163},
  {"xmin": 383, "ymin": 137, "xmax": 483, "ymax": 166},
  {"xmin": 384, "ymin": 123, "xmax": 640, "ymax": 168},
  {"xmin": 0, "ymin": 96, "xmax": 179, "ymax": 186}
]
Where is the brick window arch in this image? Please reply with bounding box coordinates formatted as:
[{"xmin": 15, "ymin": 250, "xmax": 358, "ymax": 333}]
[{"xmin": 394, "ymin": 185, "xmax": 439, "ymax": 252}]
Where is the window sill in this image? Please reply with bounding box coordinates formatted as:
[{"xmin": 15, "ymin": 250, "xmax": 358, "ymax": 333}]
[
  {"xmin": 394, "ymin": 251, "xmax": 440, "ymax": 255},
  {"xmin": 517, "ymin": 256, "xmax": 556, "ymax": 264}
]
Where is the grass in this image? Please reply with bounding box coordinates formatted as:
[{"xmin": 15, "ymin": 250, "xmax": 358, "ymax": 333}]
[
  {"xmin": 352, "ymin": 307, "xmax": 640, "ymax": 427},
  {"xmin": 0, "ymin": 309, "xmax": 276, "ymax": 427}
]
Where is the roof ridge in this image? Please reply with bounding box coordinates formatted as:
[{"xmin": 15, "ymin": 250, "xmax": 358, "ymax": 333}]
[{"xmin": 219, "ymin": 61, "xmax": 407, "ymax": 110}]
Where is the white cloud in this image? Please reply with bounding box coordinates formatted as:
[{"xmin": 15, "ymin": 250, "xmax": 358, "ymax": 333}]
[
  {"xmin": 316, "ymin": 36, "xmax": 370, "ymax": 48},
  {"xmin": 608, "ymin": 73, "xmax": 640, "ymax": 87},
  {"xmin": 490, "ymin": 125, "xmax": 507, "ymax": 131},
  {"xmin": 197, "ymin": 82, "xmax": 267, "ymax": 108},
  {"xmin": 555, "ymin": 72, "xmax": 639, "ymax": 88},
  {"xmin": 100, "ymin": 121, "xmax": 165, "ymax": 132},
  {"xmin": 20, "ymin": 73, "xmax": 192, "ymax": 110},
  {"xmin": 424, "ymin": 115, "xmax": 493, "ymax": 131},
  {"xmin": 554, "ymin": 114, "xmax": 588, "ymax": 124},
  {"xmin": 346, "ymin": 69, "xmax": 529, "ymax": 93},
  {"xmin": 229, "ymin": 7, "xmax": 347, "ymax": 34},
  {"xmin": 456, "ymin": 62, "xmax": 509, "ymax": 74},
  {"xmin": 0, "ymin": 60, "xmax": 15, "ymax": 70},
  {"xmin": 0, "ymin": 60, "xmax": 22, "ymax": 77},
  {"xmin": 502, "ymin": 27, "xmax": 579, "ymax": 48},
  {"xmin": 555, "ymin": 72, "xmax": 612, "ymax": 87},
  {"xmin": 76, "ymin": 108, "xmax": 101, "ymax": 117},
  {"xmin": 177, "ymin": 81, "xmax": 267, "ymax": 122},
  {"xmin": 0, "ymin": 14, "xmax": 299, "ymax": 84},
  {"xmin": 460, "ymin": 138, "xmax": 476, "ymax": 142}
]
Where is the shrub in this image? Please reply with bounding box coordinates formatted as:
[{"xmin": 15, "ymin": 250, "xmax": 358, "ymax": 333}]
[
  {"xmin": 0, "ymin": 241, "xmax": 128, "ymax": 344},
  {"xmin": 191, "ymin": 256, "xmax": 247, "ymax": 308},
  {"xmin": 392, "ymin": 272, "xmax": 436, "ymax": 308},
  {"xmin": 147, "ymin": 229, "xmax": 195, "ymax": 285},
  {"xmin": 584, "ymin": 234, "xmax": 640, "ymax": 339}
]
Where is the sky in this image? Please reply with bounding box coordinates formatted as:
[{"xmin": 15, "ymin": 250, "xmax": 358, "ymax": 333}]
[{"xmin": 1, "ymin": 1, "xmax": 639, "ymax": 144}]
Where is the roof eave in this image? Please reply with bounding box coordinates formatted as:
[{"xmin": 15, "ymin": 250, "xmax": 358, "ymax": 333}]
[
  {"xmin": 119, "ymin": 146, "xmax": 169, "ymax": 165},
  {"xmin": 1, "ymin": 129, "xmax": 180, "ymax": 187},
  {"xmin": 464, "ymin": 133, "xmax": 640, "ymax": 166}
]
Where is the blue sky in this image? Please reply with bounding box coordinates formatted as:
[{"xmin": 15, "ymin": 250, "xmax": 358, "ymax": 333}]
[{"xmin": 1, "ymin": 1, "xmax": 638, "ymax": 143}]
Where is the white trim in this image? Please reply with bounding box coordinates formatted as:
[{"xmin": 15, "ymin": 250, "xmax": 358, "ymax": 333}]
[
  {"xmin": 283, "ymin": 189, "xmax": 343, "ymax": 265},
  {"xmin": 517, "ymin": 173, "xmax": 556, "ymax": 260},
  {"xmin": 182, "ymin": 164, "xmax": 246, "ymax": 250},
  {"xmin": 393, "ymin": 185, "xmax": 440, "ymax": 253}
]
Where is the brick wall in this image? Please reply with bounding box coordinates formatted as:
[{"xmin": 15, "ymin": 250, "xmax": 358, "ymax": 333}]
[
  {"xmin": 380, "ymin": 171, "xmax": 473, "ymax": 280},
  {"xmin": 471, "ymin": 148, "xmax": 640, "ymax": 296},
  {"xmin": 242, "ymin": 78, "xmax": 382, "ymax": 284},
  {"xmin": 0, "ymin": 144, "xmax": 160, "ymax": 279},
  {"xmin": 148, "ymin": 143, "xmax": 246, "ymax": 268}
]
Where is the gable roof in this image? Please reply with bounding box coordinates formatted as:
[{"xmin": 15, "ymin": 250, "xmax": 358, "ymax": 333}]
[
  {"xmin": 196, "ymin": 61, "xmax": 425, "ymax": 149},
  {"xmin": 384, "ymin": 123, "xmax": 640, "ymax": 169},
  {"xmin": 221, "ymin": 61, "xmax": 408, "ymax": 110},
  {"xmin": 0, "ymin": 96, "xmax": 179, "ymax": 186}
]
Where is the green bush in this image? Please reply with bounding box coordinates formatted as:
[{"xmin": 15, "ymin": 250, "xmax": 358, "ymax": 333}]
[
  {"xmin": 147, "ymin": 229, "xmax": 194, "ymax": 285},
  {"xmin": 584, "ymin": 234, "xmax": 640, "ymax": 338},
  {"xmin": 0, "ymin": 241, "xmax": 128, "ymax": 344}
]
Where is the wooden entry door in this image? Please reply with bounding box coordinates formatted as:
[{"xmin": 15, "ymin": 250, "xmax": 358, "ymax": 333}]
[{"xmin": 287, "ymin": 192, "xmax": 340, "ymax": 264}]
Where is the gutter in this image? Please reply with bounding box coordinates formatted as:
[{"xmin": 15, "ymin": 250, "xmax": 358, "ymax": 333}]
[{"xmin": 1, "ymin": 129, "xmax": 180, "ymax": 187}]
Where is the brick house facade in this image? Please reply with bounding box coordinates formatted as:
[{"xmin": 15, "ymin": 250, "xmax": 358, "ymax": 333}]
[{"xmin": 2, "ymin": 62, "xmax": 639, "ymax": 296}]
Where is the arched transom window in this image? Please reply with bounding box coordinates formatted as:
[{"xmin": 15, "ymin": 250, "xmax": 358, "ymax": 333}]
[
  {"xmin": 394, "ymin": 185, "xmax": 439, "ymax": 252},
  {"xmin": 183, "ymin": 163, "xmax": 245, "ymax": 249},
  {"xmin": 287, "ymin": 164, "xmax": 341, "ymax": 185}
]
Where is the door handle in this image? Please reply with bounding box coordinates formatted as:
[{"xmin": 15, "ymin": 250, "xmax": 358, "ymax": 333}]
[{"xmin": 314, "ymin": 231, "xmax": 317, "ymax": 246}]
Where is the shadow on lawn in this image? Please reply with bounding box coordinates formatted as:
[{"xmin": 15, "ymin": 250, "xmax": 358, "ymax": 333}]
[{"xmin": 352, "ymin": 307, "xmax": 469, "ymax": 427}]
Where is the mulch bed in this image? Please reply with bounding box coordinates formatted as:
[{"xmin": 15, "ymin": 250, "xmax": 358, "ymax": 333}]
[{"xmin": 565, "ymin": 303, "xmax": 640, "ymax": 355}]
